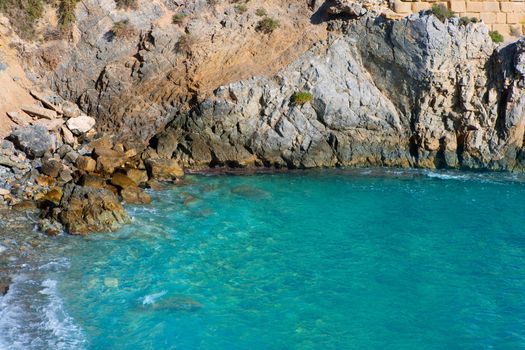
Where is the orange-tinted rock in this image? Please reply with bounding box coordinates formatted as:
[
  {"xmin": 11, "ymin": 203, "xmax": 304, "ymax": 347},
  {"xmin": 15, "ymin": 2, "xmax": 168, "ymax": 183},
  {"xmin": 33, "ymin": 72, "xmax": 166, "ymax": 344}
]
[
  {"xmin": 110, "ymin": 173, "xmax": 137, "ymax": 189},
  {"xmin": 88, "ymin": 136, "xmax": 113, "ymax": 152},
  {"xmin": 145, "ymin": 158, "xmax": 184, "ymax": 181},
  {"xmin": 79, "ymin": 174, "xmax": 107, "ymax": 189},
  {"xmin": 121, "ymin": 186, "xmax": 152, "ymax": 204},
  {"xmin": 42, "ymin": 187, "xmax": 63, "ymax": 205},
  {"xmin": 145, "ymin": 180, "xmax": 163, "ymax": 191},
  {"xmin": 126, "ymin": 169, "xmax": 148, "ymax": 185},
  {"xmin": 96, "ymin": 156, "xmax": 126, "ymax": 174},
  {"xmin": 36, "ymin": 175, "xmax": 56, "ymax": 187},
  {"xmin": 75, "ymin": 155, "xmax": 96, "ymax": 172},
  {"xmin": 12, "ymin": 200, "xmax": 38, "ymax": 211},
  {"xmin": 57, "ymin": 185, "xmax": 130, "ymax": 235}
]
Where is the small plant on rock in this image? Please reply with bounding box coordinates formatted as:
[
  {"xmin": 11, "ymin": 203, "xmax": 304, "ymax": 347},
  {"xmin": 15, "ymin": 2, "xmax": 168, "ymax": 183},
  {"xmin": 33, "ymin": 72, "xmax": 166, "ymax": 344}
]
[
  {"xmin": 175, "ymin": 34, "xmax": 195, "ymax": 55},
  {"xmin": 172, "ymin": 12, "xmax": 187, "ymax": 25},
  {"xmin": 115, "ymin": 0, "xmax": 137, "ymax": 10},
  {"xmin": 430, "ymin": 4, "xmax": 455, "ymax": 23},
  {"xmin": 256, "ymin": 17, "xmax": 279, "ymax": 34},
  {"xmin": 458, "ymin": 16, "xmax": 478, "ymax": 26},
  {"xmin": 291, "ymin": 91, "xmax": 313, "ymax": 106},
  {"xmin": 58, "ymin": 0, "xmax": 79, "ymax": 30},
  {"xmin": 234, "ymin": 4, "xmax": 247, "ymax": 14},
  {"xmin": 489, "ymin": 30, "xmax": 504, "ymax": 44},
  {"xmin": 255, "ymin": 7, "xmax": 267, "ymax": 17},
  {"xmin": 111, "ymin": 19, "xmax": 136, "ymax": 39}
]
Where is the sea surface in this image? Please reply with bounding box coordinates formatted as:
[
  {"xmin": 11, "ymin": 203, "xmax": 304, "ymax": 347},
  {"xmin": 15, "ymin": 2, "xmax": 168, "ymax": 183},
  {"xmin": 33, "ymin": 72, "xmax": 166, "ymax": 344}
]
[{"xmin": 1, "ymin": 169, "xmax": 525, "ymax": 349}]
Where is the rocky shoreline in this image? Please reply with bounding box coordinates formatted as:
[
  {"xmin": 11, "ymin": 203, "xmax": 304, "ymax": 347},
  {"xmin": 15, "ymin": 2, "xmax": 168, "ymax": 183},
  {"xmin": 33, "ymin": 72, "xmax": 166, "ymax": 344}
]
[
  {"xmin": 1, "ymin": 0, "xmax": 525, "ymax": 289},
  {"xmin": 0, "ymin": 91, "xmax": 186, "ymax": 237}
]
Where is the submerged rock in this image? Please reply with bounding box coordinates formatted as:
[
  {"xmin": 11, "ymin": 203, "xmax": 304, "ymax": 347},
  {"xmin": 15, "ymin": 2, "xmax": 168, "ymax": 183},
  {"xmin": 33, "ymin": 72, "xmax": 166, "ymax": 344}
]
[
  {"xmin": 149, "ymin": 296, "xmax": 203, "ymax": 312},
  {"xmin": 230, "ymin": 185, "xmax": 270, "ymax": 199}
]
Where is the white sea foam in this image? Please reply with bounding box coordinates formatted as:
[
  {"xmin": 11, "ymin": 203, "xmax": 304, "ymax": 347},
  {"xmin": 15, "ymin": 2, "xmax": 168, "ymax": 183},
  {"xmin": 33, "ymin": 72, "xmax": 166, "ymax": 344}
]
[
  {"xmin": 142, "ymin": 290, "xmax": 167, "ymax": 305},
  {"xmin": 424, "ymin": 171, "xmax": 468, "ymax": 180},
  {"xmin": 39, "ymin": 279, "xmax": 86, "ymax": 349},
  {"xmin": 0, "ymin": 275, "xmax": 86, "ymax": 350},
  {"xmin": 38, "ymin": 257, "xmax": 70, "ymax": 271}
]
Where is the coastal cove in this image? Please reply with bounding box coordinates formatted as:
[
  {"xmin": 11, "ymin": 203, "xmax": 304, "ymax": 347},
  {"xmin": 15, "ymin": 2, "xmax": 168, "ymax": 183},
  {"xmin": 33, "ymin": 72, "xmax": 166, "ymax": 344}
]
[{"xmin": 1, "ymin": 169, "xmax": 525, "ymax": 349}]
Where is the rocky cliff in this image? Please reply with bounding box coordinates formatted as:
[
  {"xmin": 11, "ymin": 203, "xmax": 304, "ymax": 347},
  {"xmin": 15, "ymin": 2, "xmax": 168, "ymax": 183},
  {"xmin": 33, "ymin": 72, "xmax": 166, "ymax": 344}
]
[
  {"xmin": 155, "ymin": 13, "xmax": 525, "ymax": 171},
  {"xmin": 47, "ymin": 0, "xmax": 325, "ymax": 147},
  {"xmin": 3, "ymin": 0, "xmax": 525, "ymax": 173}
]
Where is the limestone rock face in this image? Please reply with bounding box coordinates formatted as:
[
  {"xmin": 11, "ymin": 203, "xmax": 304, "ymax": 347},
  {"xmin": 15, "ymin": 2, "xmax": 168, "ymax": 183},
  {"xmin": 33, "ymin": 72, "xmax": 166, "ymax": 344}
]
[
  {"xmin": 49, "ymin": 0, "xmax": 326, "ymax": 147},
  {"xmin": 9, "ymin": 125, "xmax": 55, "ymax": 158},
  {"xmin": 154, "ymin": 14, "xmax": 525, "ymax": 171}
]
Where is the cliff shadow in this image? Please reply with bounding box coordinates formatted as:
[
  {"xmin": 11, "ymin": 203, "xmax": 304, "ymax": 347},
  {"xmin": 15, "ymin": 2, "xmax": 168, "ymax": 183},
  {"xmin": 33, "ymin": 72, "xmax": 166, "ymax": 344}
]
[{"xmin": 310, "ymin": 0, "xmax": 336, "ymax": 24}]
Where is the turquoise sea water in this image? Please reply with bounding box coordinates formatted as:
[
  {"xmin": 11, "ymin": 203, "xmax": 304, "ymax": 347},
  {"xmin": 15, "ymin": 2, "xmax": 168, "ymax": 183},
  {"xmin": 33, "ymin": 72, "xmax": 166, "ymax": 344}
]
[{"xmin": 1, "ymin": 169, "xmax": 525, "ymax": 349}]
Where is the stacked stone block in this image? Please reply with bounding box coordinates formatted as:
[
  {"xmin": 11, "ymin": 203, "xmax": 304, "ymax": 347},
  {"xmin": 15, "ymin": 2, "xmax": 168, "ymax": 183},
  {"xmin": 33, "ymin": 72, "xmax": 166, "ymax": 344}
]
[{"xmin": 391, "ymin": 0, "xmax": 525, "ymax": 37}]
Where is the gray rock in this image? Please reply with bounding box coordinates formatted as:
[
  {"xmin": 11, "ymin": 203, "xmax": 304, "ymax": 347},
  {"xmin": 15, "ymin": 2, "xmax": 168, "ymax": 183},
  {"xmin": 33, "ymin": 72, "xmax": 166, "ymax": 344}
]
[
  {"xmin": 1, "ymin": 140, "xmax": 15, "ymax": 155},
  {"xmin": 9, "ymin": 125, "xmax": 55, "ymax": 158},
  {"xmin": 62, "ymin": 101, "xmax": 82, "ymax": 118},
  {"xmin": 41, "ymin": 158, "xmax": 62, "ymax": 178}
]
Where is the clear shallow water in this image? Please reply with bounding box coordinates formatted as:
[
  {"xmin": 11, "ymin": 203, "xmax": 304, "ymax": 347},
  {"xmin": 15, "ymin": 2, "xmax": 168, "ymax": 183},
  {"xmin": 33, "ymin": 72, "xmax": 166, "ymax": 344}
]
[{"xmin": 2, "ymin": 169, "xmax": 525, "ymax": 349}]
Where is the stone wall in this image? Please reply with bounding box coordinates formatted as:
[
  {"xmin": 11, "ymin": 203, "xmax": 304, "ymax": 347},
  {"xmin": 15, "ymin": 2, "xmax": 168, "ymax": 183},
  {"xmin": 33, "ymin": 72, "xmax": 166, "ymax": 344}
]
[{"xmin": 391, "ymin": 0, "xmax": 525, "ymax": 36}]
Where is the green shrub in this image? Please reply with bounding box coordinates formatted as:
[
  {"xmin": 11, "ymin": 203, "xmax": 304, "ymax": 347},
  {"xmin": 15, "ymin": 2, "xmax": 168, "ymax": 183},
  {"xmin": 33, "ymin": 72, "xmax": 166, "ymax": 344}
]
[
  {"xmin": 172, "ymin": 13, "xmax": 187, "ymax": 25},
  {"xmin": 0, "ymin": 0, "xmax": 47, "ymax": 38},
  {"xmin": 430, "ymin": 4, "xmax": 455, "ymax": 22},
  {"xmin": 255, "ymin": 7, "xmax": 267, "ymax": 17},
  {"xmin": 111, "ymin": 19, "xmax": 135, "ymax": 39},
  {"xmin": 175, "ymin": 34, "xmax": 195, "ymax": 54},
  {"xmin": 489, "ymin": 30, "xmax": 504, "ymax": 43},
  {"xmin": 234, "ymin": 4, "xmax": 247, "ymax": 14},
  {"xmin": 291, "ymin": 91, "xmax": 313, "ymax": 106},
  {"xmin": 25, "ymin": 0, "xmax": 44, "ymax": 20},
  {"xmin": 458, "ymin": 16, "xmax": 478, "ymax": 26},
  {"xmin": 256, "ymin": 17, "xmax": 279, "ymax": 34},
  {"xmin": 115, "ymin": 0, "xmax": 137, "ymax": 10},
  {"xmin": 58, "ymin": 0, "xmax": 78, "ymax": 30}
]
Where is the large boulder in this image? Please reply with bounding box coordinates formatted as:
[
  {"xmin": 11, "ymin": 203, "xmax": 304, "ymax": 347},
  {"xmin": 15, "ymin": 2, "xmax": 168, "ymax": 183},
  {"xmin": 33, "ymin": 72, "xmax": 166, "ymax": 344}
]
[
  {"xmin": 9, "ymin": 124, "xmax": 54, "ymax": 158},
  {"xmin": 54, "ymin": 184, "xmax": 130, "ymax": 235}
]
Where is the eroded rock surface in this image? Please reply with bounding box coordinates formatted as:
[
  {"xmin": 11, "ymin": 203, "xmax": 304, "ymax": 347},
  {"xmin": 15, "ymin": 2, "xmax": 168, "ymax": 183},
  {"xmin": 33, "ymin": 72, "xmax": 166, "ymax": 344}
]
[{"xmin": 153, "ymin": 14, "xmax": 525, "ymax": 171}]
